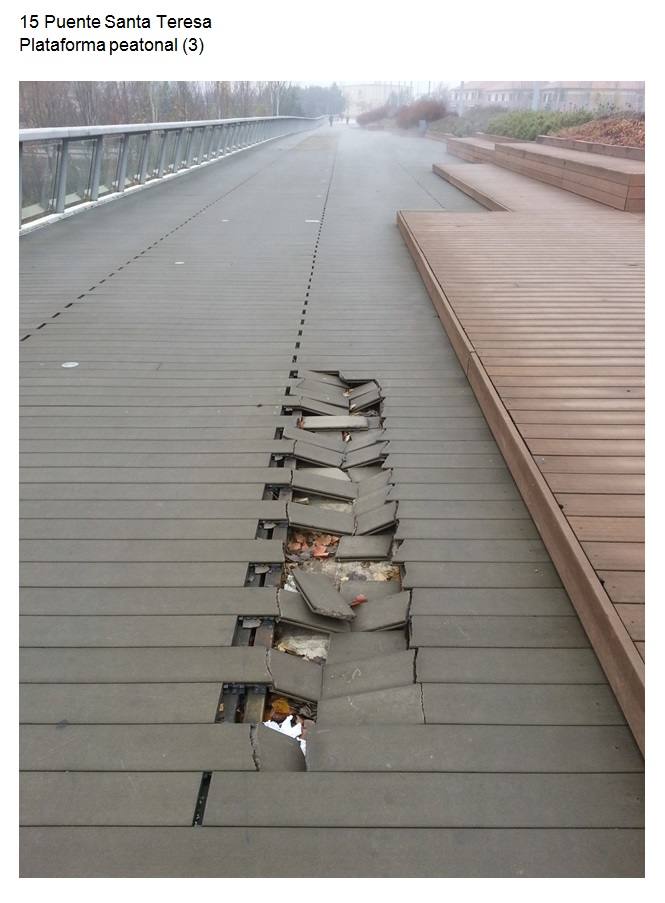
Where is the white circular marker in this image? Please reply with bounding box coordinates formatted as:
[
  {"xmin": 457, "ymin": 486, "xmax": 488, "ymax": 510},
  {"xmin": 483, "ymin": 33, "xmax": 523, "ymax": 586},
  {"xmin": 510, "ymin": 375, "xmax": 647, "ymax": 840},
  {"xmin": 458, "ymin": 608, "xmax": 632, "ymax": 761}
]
[
  {"xmin": 61, "ymin": 361, "xmax": 79, "ymax": 368},
  {"xmin": 174, "ymin": 261, "xmax": 185, "ymax": 265}
]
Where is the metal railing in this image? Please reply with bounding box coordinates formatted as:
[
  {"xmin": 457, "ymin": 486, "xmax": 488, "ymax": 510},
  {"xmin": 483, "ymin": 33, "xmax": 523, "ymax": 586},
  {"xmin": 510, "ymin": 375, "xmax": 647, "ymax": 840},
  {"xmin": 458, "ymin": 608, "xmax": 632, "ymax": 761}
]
[{"xmin": 19, "ymin": 115, "xmax": 322, "ymax": 229}]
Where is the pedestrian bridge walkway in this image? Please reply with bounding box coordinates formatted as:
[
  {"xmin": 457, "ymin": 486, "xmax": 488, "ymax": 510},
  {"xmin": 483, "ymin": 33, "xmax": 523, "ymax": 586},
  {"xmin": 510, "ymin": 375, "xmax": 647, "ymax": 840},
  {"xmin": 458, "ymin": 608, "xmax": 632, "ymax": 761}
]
[{"xmin": 19, "ymin": 121, "xmax": 644, "ymax": 877}]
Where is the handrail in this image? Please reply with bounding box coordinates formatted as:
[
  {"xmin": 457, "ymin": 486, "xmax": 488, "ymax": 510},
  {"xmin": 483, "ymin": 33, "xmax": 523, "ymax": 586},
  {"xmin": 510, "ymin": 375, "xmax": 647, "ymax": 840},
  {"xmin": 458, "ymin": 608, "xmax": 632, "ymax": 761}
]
[
  {"xmin": 19, "ymin": 116, "xmax": 320, "ymax": 142},
  {"xmin": 19, "ymin": 115, "xmax": 323, "ymax": 230}
]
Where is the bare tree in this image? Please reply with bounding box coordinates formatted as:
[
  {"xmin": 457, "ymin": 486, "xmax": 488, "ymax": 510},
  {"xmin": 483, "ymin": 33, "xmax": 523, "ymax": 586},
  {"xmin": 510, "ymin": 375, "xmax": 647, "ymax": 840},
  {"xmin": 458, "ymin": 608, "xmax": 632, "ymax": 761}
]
[
  {"xmin": 266, "ymin": 81, "xmax": 288, "ymax": 116},
  {"xmin": 20, "ymin": 80, "xmax": 338, "ymax": 128}
]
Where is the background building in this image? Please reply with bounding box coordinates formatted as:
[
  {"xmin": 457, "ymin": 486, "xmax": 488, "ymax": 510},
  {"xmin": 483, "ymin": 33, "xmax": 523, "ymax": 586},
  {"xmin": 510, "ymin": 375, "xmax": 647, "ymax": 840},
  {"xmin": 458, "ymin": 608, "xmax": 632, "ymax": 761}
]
[
  {"xmin": 342, "ymin": 82, "xmax": 414, "ymax": 116},
  {"xmin": 449, "ymin": 81, "xmax": 644, "ymax": 114}
]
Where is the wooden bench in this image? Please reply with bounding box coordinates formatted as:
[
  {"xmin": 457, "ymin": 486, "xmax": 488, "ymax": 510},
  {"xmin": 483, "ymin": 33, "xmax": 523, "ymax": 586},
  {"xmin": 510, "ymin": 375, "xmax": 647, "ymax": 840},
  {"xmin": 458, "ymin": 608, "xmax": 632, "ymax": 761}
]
[
  {"xmin": 536, "ymin": 134, "xmax": 644, "ymax": 162},
  {"xmin": 494, "ymin": 142, "xmax": 644, "ymax": 211},
  {"xmin": 444, "ymin": 136, "xmax": 496, "ymax": 164}
]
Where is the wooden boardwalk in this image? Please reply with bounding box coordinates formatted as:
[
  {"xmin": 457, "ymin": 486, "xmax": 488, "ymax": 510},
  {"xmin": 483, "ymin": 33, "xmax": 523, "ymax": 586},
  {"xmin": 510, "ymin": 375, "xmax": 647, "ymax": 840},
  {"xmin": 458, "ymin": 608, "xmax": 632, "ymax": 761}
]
[
  {"xmin": 399, "ymin": 206, "xmax": 644, "ymax": 749},
  {"xmin": 20, "ymin": 127, "xmax": 644, "ymax": 877}
]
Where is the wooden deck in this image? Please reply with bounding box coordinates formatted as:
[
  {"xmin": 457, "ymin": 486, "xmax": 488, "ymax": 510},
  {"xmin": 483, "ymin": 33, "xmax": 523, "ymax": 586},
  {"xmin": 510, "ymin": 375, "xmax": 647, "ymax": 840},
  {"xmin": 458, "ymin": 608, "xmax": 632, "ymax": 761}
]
[
  {"xmin": 20, "ymin": 126, "xmax": 644, "ymax": 877},
  {"xmin": 398, "ymin": 208, "xmax": 645, "ymax": 750}
]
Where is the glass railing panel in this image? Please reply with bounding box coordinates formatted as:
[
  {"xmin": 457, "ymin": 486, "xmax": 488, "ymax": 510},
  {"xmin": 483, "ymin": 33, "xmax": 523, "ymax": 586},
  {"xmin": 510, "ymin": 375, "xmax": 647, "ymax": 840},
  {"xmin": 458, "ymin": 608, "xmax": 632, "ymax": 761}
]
[
  {"xmin": 124, "ymin": 133, "xmax": 147, "ymax": 187},
  {"xmin": 64, "ymin": 139, "xmax": 95, "ymax": 208},
  {"xmin": 97, "ymin": 136, "xmax": 123, "ymax": 196},
  {"xmin": 144, "ymin": 131, "xmax": 164, "ymax": 181},
  {"xmin": 20, "ymin": 139, "xmax": 60, "ymax": 223}
]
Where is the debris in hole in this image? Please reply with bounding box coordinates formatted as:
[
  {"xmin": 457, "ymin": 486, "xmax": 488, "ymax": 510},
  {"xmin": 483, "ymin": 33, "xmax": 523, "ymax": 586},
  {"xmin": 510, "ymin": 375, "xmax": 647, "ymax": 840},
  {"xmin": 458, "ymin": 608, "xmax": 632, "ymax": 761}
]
[
  {"xmin": 351, "ymin": 594, "xmax": 368, "ymax": 607},
  {"xmin": 339, "ymin": 560, "xmax": 400, "ymax": 583},
  {"xmin": 318, "ymin": 500, "xmax": 354, "ymax": 513},
  {"xmin": 283, "ymin": 573, "xmax": 299, "ymax": 593},
  {"xmin": 285, "ymin": 557, "xmax": 400, "ymax": 586},
  {"xmin": 287, "ymin": 530, "xmax": 340, "ymax": 562},
  {"xmin": 263, "ymin": 694, "xmax": 316, "ymax": 753},
  {"xmin": 274, "ymin": 622, "xmax": 330, "ymax": 663}
]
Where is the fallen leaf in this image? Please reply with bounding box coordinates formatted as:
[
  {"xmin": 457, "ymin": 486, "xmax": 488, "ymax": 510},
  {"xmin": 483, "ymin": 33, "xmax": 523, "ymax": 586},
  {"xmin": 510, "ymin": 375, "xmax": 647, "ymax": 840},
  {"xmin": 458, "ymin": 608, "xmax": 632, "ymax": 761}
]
[{"xmin": 351, "ymin": 594, "xmax": 368, "ymax": 607}]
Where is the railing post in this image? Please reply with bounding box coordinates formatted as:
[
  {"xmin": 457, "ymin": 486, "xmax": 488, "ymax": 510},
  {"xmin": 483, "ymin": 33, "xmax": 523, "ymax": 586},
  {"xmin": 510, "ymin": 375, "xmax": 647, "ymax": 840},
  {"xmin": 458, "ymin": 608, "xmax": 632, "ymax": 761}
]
[
  {"xmin": 197, "ymin": 127, "xmax": 205, "ymax": 162},
  {"xmin": 214, "ymin": 125, "xmax": 225, "ymax": 156},
  {"xmin": 201, "ymin": 126, "xmax": 212, "ymax": 160},
  {"xmin": 208, "ymin": 126, "xmax": 218, "ymax": 158},
  {"xmin": 219, "ymin": 124, "xmax": 229, "ymax": 156},
  {"xmin": 19, "ymin": 141, "xmax": 23, "ymax": 226},
  {"xmin": 178, "ymin": 129, "xmax": 188, "ymax": 169},
  {"xmin": 156, "ymin": 130, "xmax": 168, "ymax": 178},
  {"xmin": 54, "ymin": 138, "xmax": 70, "ymax": 213},
  {"xmin": 138, "ymin": 132, "xmax": 150, "ymax": 184},
  {"xmin": 116, "ymin": 133, "xmax": 130, "ymax": 192},
  {"xmin": 226, "ymin": 124, "xmax": 236, "ymax": 152},
  {"xmin": 172, "ymin": 130, "xmax": 184, "ymax": 172},
  {"xmin": 185, "ymin": 128, "xmax": 196, "ymax": 168},
  {"xmin": 89, "ymin": 135, "xmax": 104, "ymax": 201}
]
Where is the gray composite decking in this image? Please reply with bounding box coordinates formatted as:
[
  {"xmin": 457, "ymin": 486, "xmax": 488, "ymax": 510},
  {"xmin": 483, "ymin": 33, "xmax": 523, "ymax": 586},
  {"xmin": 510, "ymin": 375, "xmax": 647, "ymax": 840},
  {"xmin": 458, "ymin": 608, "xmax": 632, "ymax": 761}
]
[{"xmin": 19, "ymin": 125, "xmax": 644, "ymax": 877}]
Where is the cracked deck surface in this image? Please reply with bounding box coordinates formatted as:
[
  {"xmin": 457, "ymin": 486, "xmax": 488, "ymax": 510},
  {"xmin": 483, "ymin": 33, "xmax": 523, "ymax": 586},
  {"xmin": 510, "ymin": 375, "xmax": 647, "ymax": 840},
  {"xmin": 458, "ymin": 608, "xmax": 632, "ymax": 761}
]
[{"xmin": 19, "ymin": 125, "xmax": 643, "ymax": 877}]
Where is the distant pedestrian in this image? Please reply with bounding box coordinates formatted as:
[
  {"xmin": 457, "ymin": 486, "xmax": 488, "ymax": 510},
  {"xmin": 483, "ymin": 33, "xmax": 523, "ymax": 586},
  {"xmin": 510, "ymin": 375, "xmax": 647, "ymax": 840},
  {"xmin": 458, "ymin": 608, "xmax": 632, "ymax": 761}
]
[
  {"xmin": 328, "ymin": 114, "xmax": 333, "ymax": 126},
  {"xmin": 345, "ymin": 115, "xmax": 349, "ymax": 124}
]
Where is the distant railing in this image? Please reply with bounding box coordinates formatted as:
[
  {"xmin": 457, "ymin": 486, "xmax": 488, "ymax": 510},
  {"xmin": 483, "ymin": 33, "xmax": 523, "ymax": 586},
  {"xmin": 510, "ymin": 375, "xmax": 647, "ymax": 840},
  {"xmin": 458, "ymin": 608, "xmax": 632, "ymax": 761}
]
[{"xmin": 19, "ymin": 115, "xmax": 323, "ymax": 229}]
